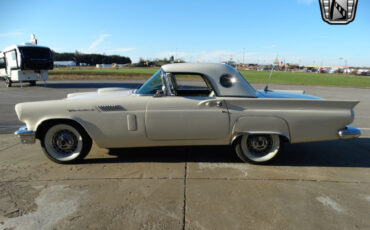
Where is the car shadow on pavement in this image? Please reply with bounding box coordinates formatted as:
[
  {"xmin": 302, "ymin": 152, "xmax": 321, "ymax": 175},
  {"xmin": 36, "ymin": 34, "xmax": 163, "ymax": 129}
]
[
  {"xmin": 82, "ymin": 138, "xmax": 370, "ymax": 167},
  {"xmin": 272, "ymin": 138, "xmax": 370, "ymax": 167},
  {"xmin": 44, "ymin": 82, "xmax": 142, "ymax": 89},
  {"xmin": 82, "ymin": 146, "xmax": 241, "ymax": 164}
]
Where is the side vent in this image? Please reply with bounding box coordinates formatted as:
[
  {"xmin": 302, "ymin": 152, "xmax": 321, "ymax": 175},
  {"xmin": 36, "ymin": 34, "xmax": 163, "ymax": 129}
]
[
  {"xmin": 127, "ymin": 114, "xmax": 137, "ymax": 131},
  {"xmin": 97, "ymin": 105, "xmax": 125, "ymax": 112}
]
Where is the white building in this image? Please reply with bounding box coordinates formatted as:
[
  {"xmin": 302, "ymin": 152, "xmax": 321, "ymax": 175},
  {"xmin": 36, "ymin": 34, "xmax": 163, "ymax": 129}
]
[{"xmin": 54, "ymin": 61, "xmax": 76, "ymax": 67}]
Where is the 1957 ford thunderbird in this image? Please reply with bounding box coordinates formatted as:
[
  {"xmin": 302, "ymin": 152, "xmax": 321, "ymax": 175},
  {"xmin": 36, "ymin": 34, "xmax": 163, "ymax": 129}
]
[{"xmin": 14, "ymin": 63, "xmax": 361, "ymax": 164}]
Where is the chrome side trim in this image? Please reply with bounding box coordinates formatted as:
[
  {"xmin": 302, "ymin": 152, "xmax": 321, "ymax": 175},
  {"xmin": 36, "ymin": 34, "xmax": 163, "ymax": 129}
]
[
  {"xmin": 14, "ymin": 125, "xmax": 36, "ymax": 144},
  {"xmin": 338, "ymin": 126, "xmax": 361, "ymax": 139}
]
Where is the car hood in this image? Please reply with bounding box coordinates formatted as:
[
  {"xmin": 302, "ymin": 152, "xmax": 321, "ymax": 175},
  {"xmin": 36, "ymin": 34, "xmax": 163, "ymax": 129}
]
[
  {"xmin": 66, "ymin": 88, "xmax": 134, "ymax": 99},
  {"xmin": 256, "ymin": 90, "xmax": 322, "ymax": 99}
]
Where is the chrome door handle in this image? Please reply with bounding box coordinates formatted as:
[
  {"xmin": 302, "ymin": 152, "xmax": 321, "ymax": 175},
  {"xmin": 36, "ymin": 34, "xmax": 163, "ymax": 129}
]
[
  {"xmin": 198, "ymin": 99, "xmax": 216, "ymax": 106},
  {"xmin": 198, "ymin": 100, "xmax": 224, "ymax": 107}
]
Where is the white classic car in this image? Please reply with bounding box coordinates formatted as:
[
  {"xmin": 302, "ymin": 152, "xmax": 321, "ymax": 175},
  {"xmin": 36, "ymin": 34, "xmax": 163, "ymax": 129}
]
[{"xmin": 15, "ymin": 63, "xmax": 361, "ymax": 164}]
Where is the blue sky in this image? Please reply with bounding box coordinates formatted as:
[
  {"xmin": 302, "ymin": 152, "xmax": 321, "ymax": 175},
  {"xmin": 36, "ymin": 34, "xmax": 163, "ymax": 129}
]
[{"xmin": 0, "ymin": 0, "xmax": 369, "ymax": 66}]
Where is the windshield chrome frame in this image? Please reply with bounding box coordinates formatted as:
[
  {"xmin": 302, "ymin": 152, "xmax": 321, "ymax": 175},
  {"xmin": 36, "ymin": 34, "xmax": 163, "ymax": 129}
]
[
  {"xmin": 160, "ymin": 68, "xmax": 171, "ymax": 96},
  {"xmin": 134, "ymin": 68, "xmax": 169, "ymax": 96}
]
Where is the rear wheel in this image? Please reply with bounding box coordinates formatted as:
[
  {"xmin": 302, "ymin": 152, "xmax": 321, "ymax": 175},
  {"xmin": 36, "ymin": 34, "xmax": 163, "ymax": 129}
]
[
  {"xmin": 41, "ymin": 123, "xmax": 92, "ymax": 164},
  {"xmin": 234, "ymin": 134, "xmax": 281, "ymax": 164},
  {"xmin": 5, "ymin": 78, "xmax": 12, "ymax": 87},
  {"xmin": 30, "ymin": 81, "xmax": 36, "ymax": 86}
]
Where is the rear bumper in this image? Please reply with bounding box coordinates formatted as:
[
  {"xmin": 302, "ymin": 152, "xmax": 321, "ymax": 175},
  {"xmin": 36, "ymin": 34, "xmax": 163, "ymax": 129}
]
[
  {"xmin": 14, "ymin": 125, "xmax": 36, "ymax": 144},
  {"xmin": 338, "ymin": 126, "xmax": 361, "ymax": 139}
]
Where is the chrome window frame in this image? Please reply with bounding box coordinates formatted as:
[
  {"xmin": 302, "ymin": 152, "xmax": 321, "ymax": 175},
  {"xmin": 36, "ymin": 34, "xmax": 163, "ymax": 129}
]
[{"xmin": 160, "ymin": 68, "xmax": 171, "ymax": 96}]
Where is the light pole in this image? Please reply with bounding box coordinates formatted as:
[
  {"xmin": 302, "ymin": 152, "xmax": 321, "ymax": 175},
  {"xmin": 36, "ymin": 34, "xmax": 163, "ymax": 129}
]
[
  {"xmin": 339, "ymin": 57, "xmax": 346, "ymax": 74},
  {"xmin": 242, "ymin": 48, "xmax": 245, "ymax": 65}
]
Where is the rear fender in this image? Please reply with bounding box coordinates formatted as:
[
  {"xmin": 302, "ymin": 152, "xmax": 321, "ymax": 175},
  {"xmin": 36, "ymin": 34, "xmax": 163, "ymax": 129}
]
[{"xmin": 231, "ymin": 116, "xmax": 290, "ymax": 144}]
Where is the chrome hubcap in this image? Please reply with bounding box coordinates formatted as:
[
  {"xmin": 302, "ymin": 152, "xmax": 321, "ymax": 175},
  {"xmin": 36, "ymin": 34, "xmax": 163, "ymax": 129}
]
[
  {"xmin": 246, "ymin": 135, "xmax": 273, "ymax": 154},
  {"xmin": 52, "ymin": 130, "xmax": 78, "ymax": 154}
]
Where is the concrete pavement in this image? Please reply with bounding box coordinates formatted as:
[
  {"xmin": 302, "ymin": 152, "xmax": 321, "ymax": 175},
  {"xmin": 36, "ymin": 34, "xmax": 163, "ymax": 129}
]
[{"xmin": 0, "ymin": 80, "xmax": 369, "ymax": 229}]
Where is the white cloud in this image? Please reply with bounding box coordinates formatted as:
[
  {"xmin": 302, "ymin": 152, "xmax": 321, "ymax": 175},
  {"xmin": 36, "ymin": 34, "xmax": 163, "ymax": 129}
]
[
  {"xmin": 262, "ymin": 45, "xmax": 276, "ymax": 49},
  {"xmin": 297, "ymin": 0, "xmax": 315, "ymax": 4},
  {"xmin": 0, "ymin": 32, "xmax": 24, "ymax": 37},
  {"xmin": 158, "ymin": 50, "xmax": 233, "ymax": 63},
  {"xmin": 157, "ymin": 50, "xmax": 260, "ymax": 63},
  {"xmin": 109, "ymin": 47, "xmax": 135, "ymax": 53},
  {"xmin": 88, "ymin": 34, "xmax": 111, "ymax": 51},
  {"xmin": 156, "ymin": 50, "xmax": 309, "ymax": 65}
]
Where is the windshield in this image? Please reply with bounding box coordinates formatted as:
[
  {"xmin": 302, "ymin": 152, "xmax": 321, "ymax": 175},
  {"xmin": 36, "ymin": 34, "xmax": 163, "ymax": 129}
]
[
  {"xmin": 136, "ymin": 70, "xmax": 163, "ymax": 94},
  {"xmin": 18, "ymin": 47, "xmax": 52, "ymax": 60}
]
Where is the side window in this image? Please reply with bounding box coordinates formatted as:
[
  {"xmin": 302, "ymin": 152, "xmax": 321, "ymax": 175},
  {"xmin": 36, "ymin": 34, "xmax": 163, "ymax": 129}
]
[
  {"xmin": 5, "ymin": 51, "xmax": 18, "ymax": 68},
  {"xmin": 170, "ymin": 73, "xmax": 214, "ymax": 97},
  {"xmin": 0, "ymin": 58, "xmax": 5, "ymax": 69},
  {"xmin": 11, "ymin": 51, "xmax": 16, "ymax": 60}
]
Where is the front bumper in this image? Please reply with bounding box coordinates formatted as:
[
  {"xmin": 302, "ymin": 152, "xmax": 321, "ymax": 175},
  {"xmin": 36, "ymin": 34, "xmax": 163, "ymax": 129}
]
[
  {"xmin": 338, "ymin": 126, "xmax": 361, "ymax": 139},
  {"xmin": 14, "ymin": 125, "xmax": 36, "ymax": 144}
]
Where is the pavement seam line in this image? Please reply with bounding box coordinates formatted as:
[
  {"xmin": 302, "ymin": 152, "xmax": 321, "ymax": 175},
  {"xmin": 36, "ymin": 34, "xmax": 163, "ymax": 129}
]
[
  {"xmin": 0, "ymin": 177, "xmax": 369, "ymax": 184},
  {"xmin": 182, "ymin": 149, "xmax": 188, "ymax": 230},
  {"xmin": 0, "ymin": 142, "xmax": 21, "ymax": 152}
]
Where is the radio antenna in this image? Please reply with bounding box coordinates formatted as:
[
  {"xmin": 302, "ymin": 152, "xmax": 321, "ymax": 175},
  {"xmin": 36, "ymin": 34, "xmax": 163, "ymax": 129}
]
[{"xmin": 264, "ymin": 55, "xmax": 278, "ymax": 92}]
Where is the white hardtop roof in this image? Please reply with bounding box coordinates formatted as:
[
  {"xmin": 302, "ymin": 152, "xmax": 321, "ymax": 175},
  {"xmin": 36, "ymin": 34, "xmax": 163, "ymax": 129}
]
[
  {"xmin": 1, "ymin": 44, "xmax": 50, "ymax": 53},
  {"xmin": 161, "ymin": 63, "xmax": 257, "ymax": 97}
]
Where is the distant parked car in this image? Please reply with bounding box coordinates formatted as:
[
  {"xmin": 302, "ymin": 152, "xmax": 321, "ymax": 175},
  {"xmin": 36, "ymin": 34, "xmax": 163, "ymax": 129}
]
[
  {"xmin": 14, "ymin": 63, "xmax": 361, "ymax": 164},
  {"xmin": 362, "ymin": 71, "xmax": 370, "ymax": 76}
]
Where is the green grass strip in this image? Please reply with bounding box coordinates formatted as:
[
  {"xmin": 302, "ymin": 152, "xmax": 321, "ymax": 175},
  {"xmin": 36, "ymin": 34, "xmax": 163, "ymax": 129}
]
[{"xmin": 49, "ymin": 68, "xmax": 370, "ymax": 88}]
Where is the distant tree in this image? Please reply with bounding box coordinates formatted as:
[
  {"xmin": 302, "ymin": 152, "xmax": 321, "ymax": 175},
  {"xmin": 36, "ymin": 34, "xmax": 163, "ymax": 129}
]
[{"xmin": 52, "ymin": 50, "xmax": 131, "ymax": 65}]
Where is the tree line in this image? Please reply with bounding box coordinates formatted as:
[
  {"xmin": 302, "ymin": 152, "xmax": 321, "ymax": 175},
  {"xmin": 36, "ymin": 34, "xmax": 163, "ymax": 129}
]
[
  {"xmin": 132, "ymin": 56, "xmax": 185, "ymax": 67},
  {"xmin": 52, "ymin": 51, "xmax": 131, "ymax": 65}
]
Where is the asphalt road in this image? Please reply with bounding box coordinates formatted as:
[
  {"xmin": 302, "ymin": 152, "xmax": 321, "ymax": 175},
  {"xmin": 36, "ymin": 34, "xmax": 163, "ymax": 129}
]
[{"xmin": 0, "ymin": 80, "xmax": 369, "ymax": 230}]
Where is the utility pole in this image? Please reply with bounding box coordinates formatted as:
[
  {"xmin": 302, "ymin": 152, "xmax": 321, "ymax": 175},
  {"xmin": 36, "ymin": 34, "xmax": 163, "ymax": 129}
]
[{"xmin": 242, "ymin": 48, "xmax": 245, "ymax": 64}]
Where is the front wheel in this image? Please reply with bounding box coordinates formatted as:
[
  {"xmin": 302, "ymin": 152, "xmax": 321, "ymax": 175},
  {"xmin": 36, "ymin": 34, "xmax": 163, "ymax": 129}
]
[
  {"xmin": 41, "ymin": 123, "xmax": 92, "ymax": 164},
  {"xmin": 234, "ymin": 134, "xmax": 282, "ymax": 164}
]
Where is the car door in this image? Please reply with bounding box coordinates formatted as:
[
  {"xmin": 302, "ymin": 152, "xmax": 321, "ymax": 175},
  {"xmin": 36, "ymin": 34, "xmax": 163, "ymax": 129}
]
[
  {"xmin": 145, "ymin": 96, "xmax": 229, "ymax": 140},
  {"xmin": 145, "ymin": 71, "xmax": 230, "ymax": 141}
]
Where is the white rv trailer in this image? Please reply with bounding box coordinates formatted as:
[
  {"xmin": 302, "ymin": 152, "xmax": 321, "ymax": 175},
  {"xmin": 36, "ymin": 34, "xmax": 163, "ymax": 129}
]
[{"xmin": 0, "ymin": 44, "xmax": 53, "ymax": 87}]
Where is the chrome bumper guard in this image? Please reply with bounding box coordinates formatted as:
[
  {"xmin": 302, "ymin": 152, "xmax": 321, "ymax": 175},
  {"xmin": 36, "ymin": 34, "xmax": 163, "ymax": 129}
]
[
  {"xmin": 338, "ymin": 126, "xmax": 361, "ymax": 139},
  {"xmin": 14, "ymin": 125, "xmax": 36, "ymax": 144}
]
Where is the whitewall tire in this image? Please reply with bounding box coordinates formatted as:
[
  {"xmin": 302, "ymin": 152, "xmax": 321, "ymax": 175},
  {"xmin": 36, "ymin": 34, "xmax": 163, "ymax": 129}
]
[
  {"xmin": 235, "ymin": 134, "xmax": 281, "ymax": 164},
  {"xmin": 41, "ymin": 123, "xmax": 92, "ymax": 164}
]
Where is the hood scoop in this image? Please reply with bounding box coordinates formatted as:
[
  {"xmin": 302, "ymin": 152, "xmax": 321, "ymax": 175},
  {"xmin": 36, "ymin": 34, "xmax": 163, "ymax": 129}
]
[{"xmin": 97, "ymin": 87, "xmax": 131, "ymax": 94}]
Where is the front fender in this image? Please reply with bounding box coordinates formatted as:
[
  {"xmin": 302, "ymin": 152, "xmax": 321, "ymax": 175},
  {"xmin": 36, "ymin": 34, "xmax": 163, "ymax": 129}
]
[
  {"xmin": 33, "ymin": 115, "xmax": 93, "ymax": 137},
  {"xmin": 231, "ymin": 116, "xmax": 291, "ymax": 143}
]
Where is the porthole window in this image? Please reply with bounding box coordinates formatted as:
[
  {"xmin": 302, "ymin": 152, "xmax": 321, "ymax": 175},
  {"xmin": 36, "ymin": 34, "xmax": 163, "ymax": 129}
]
[{"xmin": 220, "ymin": 74, "xmax": 235, "ymax": 88}]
